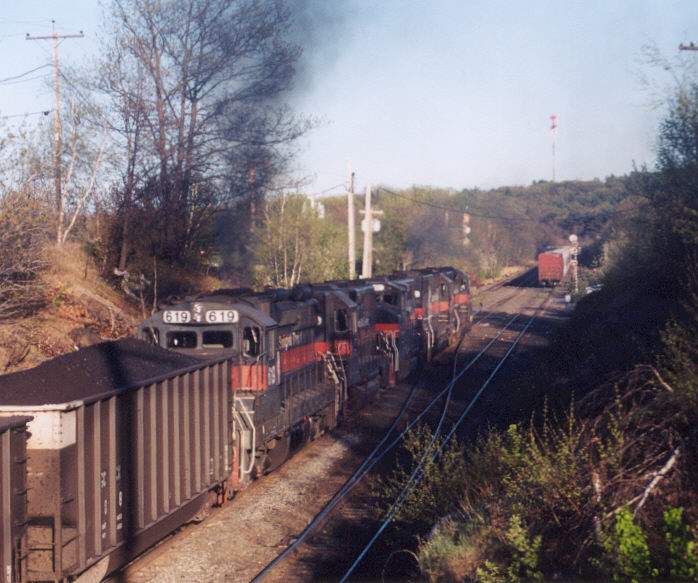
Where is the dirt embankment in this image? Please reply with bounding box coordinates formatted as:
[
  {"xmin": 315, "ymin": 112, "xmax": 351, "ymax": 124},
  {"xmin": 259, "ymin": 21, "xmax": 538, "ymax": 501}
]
[{"xmin": 0, "ymin": 244, "xmax": 141, "ymax": 373}]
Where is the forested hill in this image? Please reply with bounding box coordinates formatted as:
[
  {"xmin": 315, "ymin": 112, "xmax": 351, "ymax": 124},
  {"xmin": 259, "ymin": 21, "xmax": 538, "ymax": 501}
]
[{"xmin": 283, "ymin": 174, "xmax": 641, "ymax": 285}]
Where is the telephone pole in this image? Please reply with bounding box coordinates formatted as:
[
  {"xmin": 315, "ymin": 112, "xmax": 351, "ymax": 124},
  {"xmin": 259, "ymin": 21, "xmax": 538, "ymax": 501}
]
[
  {"xmin": 550, "ymin": 114, "xmax": 558, "ymax": 182},
  {"xmin": 359, "ymin": 184, "xmax": 383, "ymax": 279},
  {"xmin": 27, "ymin": 21, "xmax": 84, "ymax": 245},
  {"xmin": 346, "ymin": 163, "xmax": 356, "ymax": 279}
]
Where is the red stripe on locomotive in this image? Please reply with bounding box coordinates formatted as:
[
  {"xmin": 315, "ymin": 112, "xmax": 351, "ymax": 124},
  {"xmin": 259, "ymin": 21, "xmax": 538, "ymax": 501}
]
[
  {"xmin": 334, "ymin": 339, "xmax": 352, "ymax": 356},
  {"xmin": 429, "ymin": 300, "xmax": 450, "ymax": 313},
  {"xmin": 454, "ymin": 292, "xmax": 471, "ymax": 305},
  {"xmin": 231, "ymin": 364, "xmax": 268, "ymax": 391},
  {"xmin": 375, "ymin": 323, "xmax": 400, "ymax": 333}
]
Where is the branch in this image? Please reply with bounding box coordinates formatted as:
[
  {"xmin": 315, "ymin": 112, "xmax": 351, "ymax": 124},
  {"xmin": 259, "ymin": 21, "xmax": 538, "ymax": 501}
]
[
  {"xmin": 648, "ymin": 365, "xmax": 675, "ymax": 393},
  {"xmin": 605, "ymin": 445, "xmax": 682, "ymax": 518},
  {"xmin": 62, "ymin": 134, "xmax": 107, "ymax": 243},
  {"xmin": 634, "ymin": 445, "xmax": 681, "ymax": 514}
]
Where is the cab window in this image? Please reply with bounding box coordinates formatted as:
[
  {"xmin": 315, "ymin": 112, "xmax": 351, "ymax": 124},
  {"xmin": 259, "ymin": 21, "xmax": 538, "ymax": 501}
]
[
  {"xmin": 243, "ymin": 326, "xmax": 261, "ymax": 357},
  {"xmin": 335, "ymin": 309, "xmax": 349, "ymax": 333},
  {"xmin": 202, "ymin": 330, "xmax": 233, "ymax": 349},
  {"xmin": 167, "ymin": 331, "xmax": 197, "ymax": 349},
  {"xmin": 383, "ymin": 293, "xmax": 399, "ymax": 306}
]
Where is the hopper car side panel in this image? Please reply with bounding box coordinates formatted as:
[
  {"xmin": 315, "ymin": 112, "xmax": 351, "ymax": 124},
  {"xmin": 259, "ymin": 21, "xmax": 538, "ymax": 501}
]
[
  {"xmin": 0, "ymin": 359, "xmax": 231, "ymax": 582},
  {"xmin": 0, "ymin": 417, "xmax": 31, "ymax": 583}
]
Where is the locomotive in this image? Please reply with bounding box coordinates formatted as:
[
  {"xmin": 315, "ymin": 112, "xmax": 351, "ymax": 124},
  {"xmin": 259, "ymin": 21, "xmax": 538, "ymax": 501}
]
[{"xmin": 138, "ymin": 267, "xmax": 473, "ymax": 490}]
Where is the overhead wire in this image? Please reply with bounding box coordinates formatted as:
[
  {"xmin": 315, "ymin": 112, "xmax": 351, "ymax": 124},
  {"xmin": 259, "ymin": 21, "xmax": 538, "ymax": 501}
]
[
  {"xmin": 0, "ymin": 63, "xmax": 51, "ymax": 84},
  {"xmin": 377, "ymin": 185, "xmax": 651, "ymax": 223},
  {"xmin": 0, "ymin": 109, "xmax": 52, "ymax": 120}
]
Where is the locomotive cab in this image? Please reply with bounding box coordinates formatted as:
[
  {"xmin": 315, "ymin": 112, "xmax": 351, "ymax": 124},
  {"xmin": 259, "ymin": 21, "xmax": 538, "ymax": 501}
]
[{"xmin": 370, "ymin": 278, "xmax": 420, "ymax": 383}]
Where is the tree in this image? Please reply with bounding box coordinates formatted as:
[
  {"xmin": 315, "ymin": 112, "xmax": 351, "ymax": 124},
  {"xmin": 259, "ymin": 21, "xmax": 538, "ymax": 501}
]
[
  {"xmin": 253, "ymin": 192, "xmax": 346, "ymax": 287},
  {"xmin": 91, "ymin": 0, "xmax": 309, "ymax": 270}
]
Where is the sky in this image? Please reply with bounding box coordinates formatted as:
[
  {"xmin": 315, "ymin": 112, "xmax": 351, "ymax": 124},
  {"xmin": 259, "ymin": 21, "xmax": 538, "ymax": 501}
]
[{"xmin": 1, "ymin": 0, "xmax": 697, "ymax": 195}]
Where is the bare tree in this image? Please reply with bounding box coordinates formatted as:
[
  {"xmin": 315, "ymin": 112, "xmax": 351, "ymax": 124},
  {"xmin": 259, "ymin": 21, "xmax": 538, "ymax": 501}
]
[{"xmin": 92, "ymin": 0, "xmax": 309, "ymax": 268}]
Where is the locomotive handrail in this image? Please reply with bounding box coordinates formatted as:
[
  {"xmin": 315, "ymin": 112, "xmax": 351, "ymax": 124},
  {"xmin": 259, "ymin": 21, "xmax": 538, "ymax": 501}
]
[{"xmin": 234, "ymin": 398, "xmax": 257, "ymax": 476}]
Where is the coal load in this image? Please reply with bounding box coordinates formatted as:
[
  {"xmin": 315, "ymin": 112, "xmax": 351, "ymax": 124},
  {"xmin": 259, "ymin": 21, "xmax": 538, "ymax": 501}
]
[{"xmin": 0, "ymin": 338, "xmax": 202, "ymax": 406}]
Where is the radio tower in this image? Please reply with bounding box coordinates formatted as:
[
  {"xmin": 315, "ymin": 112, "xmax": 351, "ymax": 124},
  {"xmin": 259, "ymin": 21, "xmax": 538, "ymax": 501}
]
[{"xmin": 550, "ymin": 114, "xmax": 558, "ymax": 182}]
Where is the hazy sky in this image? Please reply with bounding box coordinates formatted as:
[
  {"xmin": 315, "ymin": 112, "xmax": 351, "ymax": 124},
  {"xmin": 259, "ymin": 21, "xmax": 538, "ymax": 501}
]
[{"xmin": 1, "ymin": 1, "xmax": 697, "ymax": 194}]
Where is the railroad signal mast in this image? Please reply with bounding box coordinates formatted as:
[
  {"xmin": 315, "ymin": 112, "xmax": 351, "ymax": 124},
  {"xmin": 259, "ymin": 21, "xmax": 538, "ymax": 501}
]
[
  {"xmin": 550, "ymin": 114, "xmax": 558, "ymax": 182},
  {"xmin": 346, "ymin": 163, "xmax": 356, "ymax": 279}
]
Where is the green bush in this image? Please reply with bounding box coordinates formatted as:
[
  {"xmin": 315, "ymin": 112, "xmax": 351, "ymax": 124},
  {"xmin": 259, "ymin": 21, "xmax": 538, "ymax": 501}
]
[
  {"xmin": 476, "ymin": 515, "xmax": 542, "ymax": 583},
  {"xmin": 602, "ymin": 507, "xmax": 658, "ymax": 583},
  {"xmin": 664, "ymin": 507, "xmax": 698, "ymax": 580}
]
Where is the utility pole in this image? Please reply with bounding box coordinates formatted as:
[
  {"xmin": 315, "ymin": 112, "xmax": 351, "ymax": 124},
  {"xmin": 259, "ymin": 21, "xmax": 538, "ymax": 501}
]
[
  {"xmin": 550, "ymin": 114, "xmax": 558, "ymax": 182},
  {"xmin": 359, "ymin": 184, "xmax": 383, "ymax": 279},
  {"xmin": 346, "ymin": 163, "xmax": 356, "ymax": 279},
  {"xmin": 27, "ymin": 21, "xmax": 84, "ymax": 245},
  {"xmin": 569, "ymin": 234, "xmax": 579, "ymax": 296},
  {"xmin": 462, "ymin": 213, "xmax": 471, "ymax": 246}
]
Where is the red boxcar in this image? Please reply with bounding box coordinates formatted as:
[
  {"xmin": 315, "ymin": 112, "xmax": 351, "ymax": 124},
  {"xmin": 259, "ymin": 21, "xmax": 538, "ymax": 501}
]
[{"xmin": 538, "ymin": 247, "xmax": 572, "ymax": 286}]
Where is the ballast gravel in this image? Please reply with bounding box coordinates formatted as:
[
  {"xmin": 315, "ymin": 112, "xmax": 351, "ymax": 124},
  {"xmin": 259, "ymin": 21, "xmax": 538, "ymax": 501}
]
[{"xmin": 122, "ymin": 431, "xmax": 363, "ymax": 583}]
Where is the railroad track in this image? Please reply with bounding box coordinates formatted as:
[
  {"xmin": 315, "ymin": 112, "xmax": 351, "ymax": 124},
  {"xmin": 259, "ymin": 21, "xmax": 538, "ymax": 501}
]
[{"xmin": 253, "ymin": 283, "xmax": 550, "ymax": 582}]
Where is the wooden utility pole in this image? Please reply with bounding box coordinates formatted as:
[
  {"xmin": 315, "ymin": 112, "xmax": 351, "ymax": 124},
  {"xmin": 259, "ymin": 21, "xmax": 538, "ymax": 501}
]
[
  {"xmin": 359, "ymin": 184, "xmax": 383, "ymax": 279},
  {"xmin": 26, "ymin": 22, "xmax": 84, "ymax": 245},
  {"xmin": 346, "ymin": 163, "xmax": 356, "ymax": 279},
  {"xmin": 361, "ymin": 184, "xmax": 373, "ymax": 278}
]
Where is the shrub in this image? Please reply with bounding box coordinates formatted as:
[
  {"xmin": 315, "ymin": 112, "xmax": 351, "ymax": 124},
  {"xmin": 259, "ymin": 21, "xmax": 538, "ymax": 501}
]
[
  {"xmin": 0, "ymin": 193, "xmax": 51, "ymax": 318},
  {"xmin": 602, "ymin": 507, "xmax": 658, "ymax": 582},
  {"xmin": 374, "ymin": 424, "xmax": 467, "ymax": 527},
  {"xmin": 476, "ymin": 515, "xmax": 542, "ymax": 583},
  {"xmin": 664, "ymin": 507, "xmax": 698, "ymax": 580}
]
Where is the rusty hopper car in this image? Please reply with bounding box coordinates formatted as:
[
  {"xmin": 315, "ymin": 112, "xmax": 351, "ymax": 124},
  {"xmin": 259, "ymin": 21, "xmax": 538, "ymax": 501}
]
[
  {"xmin": 0, "ymin": 339, "xmax": 231, "ymax": 583},
  {"xmin": 538, "ymin": 247, "xmax": 572, "ymax": 286},
  {"xmin": 1, "ymin": 416, "xmax": 31, "ymax": 583}
]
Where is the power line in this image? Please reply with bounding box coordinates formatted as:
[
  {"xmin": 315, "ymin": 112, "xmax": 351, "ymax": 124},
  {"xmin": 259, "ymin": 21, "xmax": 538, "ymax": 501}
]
[
  {"xmin": 315, "ymin": 182, "xmax": 344, "ymax": 195},
  {"xmin": 378, "ymin": 186, "xmax": 538, "ymax": 222},
  {"xmin": 0, "ymin": 109, "xmax": 52, "ymax": 120},
  {"xmin": 0, "ymin": 74, "xmax": 51, "ymax": 87},
  {"xmin": 378, "ymin": 186, "xmax": 651, "ymax": 223},
  {"xmin": 0, "ymin": 63, "xmax": 51, "ymax": 84}
]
